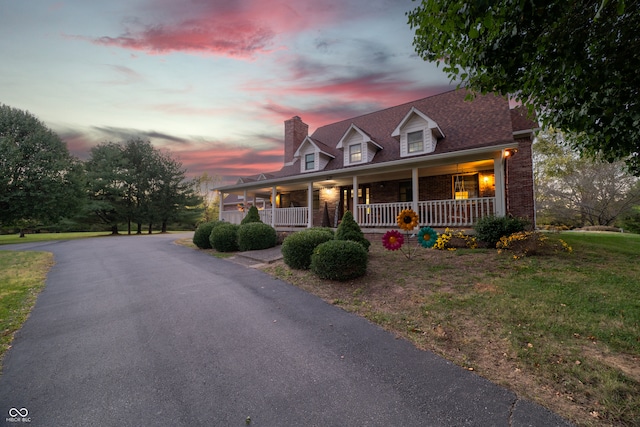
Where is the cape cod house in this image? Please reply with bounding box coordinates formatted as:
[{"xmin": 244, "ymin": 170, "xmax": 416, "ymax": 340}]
[{"xmin": 216, "ymin": 89, "xmax": 537, "ymax": 231}]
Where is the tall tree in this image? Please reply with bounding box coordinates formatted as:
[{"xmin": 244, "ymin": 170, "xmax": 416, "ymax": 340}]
[
  {"xmin": 0, "ymin": 104, "xmax": 84, "ymax": 235},
  {"xmin": 534, "ymin": 129, "xmax": 640, "ymax": 227},
  {"xmin": 408, "ymin": 0, "xmax": 640, "ymax": 174},
  {"xmin": 123, "ymin": 138, "xmax": 160, "ymax": 234},
  {"xmin": 148, "ymin": 150, "xmax": 201, "ymax": 233},
  {"xmin": 84, "ymin": 142, "xmax": 129, "ymax": 234},
  {"xmin": 84, "ymin": 139, "xmax": 202, "ymax": 234}
]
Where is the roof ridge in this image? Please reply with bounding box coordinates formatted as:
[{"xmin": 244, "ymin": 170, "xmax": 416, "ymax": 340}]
[{"xmin": 313, "ymin": 88, "xmax": 461, "ymax": 132}]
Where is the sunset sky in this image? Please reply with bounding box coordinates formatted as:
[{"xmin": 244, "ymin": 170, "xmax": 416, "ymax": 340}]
[{"xmin": 1, "ymin": 0, "xmax": 455, "ymax": 184}]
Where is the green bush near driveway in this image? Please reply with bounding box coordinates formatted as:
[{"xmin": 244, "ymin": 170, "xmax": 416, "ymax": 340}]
[
  {"xmin": 237, "ymin": 222, "xmax": 277, "ymax": 251},
  {"xmin": 281, "ymin": 228, "xmax": 335, "ymax": 270},
  {"xmin": 193, "ymin": 221, "xmax": 224, "ymax": 249},
  {"xmin": 310, "ymin": 239, "xmax": 368, "ymax": 281},
  {"xmin": 209, "ymin": 223, "xmax": 239, "ymax": 252}
]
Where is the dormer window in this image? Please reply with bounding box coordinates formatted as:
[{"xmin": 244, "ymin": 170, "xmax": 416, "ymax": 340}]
[
  {"xmin": 294, "ymin": 136, "xmax": 335, "ymax": 173},
  {"xmin": 408, "ymin": 131, "xmax": 424, "ymax": 153},
  {"xmin": 392, "ymin": 107, "xmax": 444, "ymax": 158},
  {"xmin": 305, "ymin": 153, "xmax": 315, "ymax": 171},
  {"xmin": 337, "ymin": 124, "xmax": 383, "ymax": 166},
  {"xmin": 349, "ymin": 143, "xmax": 362, "ymax": 163}
]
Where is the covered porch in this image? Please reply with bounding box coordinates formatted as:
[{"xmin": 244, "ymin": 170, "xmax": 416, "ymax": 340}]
[{"xmin": 219, "ymin": 147, "xmax": 512, "ymax": 231}]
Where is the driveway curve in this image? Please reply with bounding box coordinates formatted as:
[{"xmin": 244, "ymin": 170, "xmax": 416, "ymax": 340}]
[{"xmin": 0, "ymin": 234, "xmax": 572, "ymax": 426}]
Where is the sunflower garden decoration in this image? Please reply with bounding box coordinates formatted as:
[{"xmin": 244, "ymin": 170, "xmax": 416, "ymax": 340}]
[
  {"xmin": 397, "ymin": 209, "xmax": 419, "ymax": 231},
  {"xmin": 382, "ymin": 208, "xmax": 438, "ymax": 259}
]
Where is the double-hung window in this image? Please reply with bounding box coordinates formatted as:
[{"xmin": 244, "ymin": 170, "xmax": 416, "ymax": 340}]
[
  {"xmin": 305, "ymin": 153, "xmax": 315, "ymax": 171},
  {"xmin": 407, "ymin": 130, "xmax": 424, "ymax": 153},
  {"xmin": 349, "ymin": 143, "xmax": 362, "ymax": 163}
]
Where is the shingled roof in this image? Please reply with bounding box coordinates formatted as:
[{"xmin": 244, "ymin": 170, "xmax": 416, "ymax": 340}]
[{"xmin": 244, "ymin": 89, "xmax": 528, "ymax": 181}]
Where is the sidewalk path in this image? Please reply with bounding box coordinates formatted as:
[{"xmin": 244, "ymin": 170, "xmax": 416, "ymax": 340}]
[{"xmin": 0, "ymin": 234, "xmax": 572, "ymax": 426}]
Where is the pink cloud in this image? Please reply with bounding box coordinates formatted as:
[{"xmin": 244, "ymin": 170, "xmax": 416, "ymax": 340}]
[{"xmin": 72, "ymin": 0, "xmax": 342, "ymax": 58}]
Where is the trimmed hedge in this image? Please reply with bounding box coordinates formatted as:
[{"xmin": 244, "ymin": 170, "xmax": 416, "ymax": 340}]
[
  {"xmin": 237, "ymin": 222, "xmax": 277, "ymax": 251},
  {"xmin": 310, "ymin": 240, "xmax": 368, "ymax": 281},
  {"xmin": 209, "ymin": 223, "xmax": 239, "ymax": 252},
  {"xmin": 193, "ymin": 221, "xmax": 223, "ymax": 249},
  {"xmin": 281, "ymin": 228, "xmax": 335, "ymax": 270},
  {"xmin": 473, "ymin": 215, "xmax": 529, "ymax": 248},
  {"xmin": 335, "ymin": 210, "xmax": 370, "ymax": 251},
  {"xmin": 240, "ymin": 205, "xmax": 262, "ymax": 224}
]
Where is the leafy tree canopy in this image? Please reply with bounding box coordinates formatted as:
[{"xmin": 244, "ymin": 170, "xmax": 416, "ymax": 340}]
[
  {"xmin": 0, "ymin": 104, "xmax": 84, "ymax": 229},
  {"xmin": 408, "ymin": 0, "xmax": 640, "ymax": 174},
  {"xmin": 84, "ymin": 138, "xmax": 201, "ymax": 234}
]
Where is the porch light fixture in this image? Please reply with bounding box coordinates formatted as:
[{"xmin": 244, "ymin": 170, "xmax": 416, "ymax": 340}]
[{"xmin": 504, "ymin": 148, "xmax": 518, "ymax": 158}]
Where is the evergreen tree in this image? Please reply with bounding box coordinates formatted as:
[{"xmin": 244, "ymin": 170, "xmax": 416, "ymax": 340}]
[{"xmin": 335, "ymin": 210, "xmax": 370, "ymax": 251}]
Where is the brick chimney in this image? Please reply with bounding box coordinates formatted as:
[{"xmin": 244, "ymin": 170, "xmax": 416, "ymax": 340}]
[{"xmin": 284, "ymin": 116, "xmax": 308, "ymax": 164}]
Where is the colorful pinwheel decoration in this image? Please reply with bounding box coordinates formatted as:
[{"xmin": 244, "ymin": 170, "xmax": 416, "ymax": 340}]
[
  {"xmin": 417, "ymin": 226, "xmax": 438, "ymax": 248},
  {"xmin": 382, "ymin": 209, "xmax": 439, "ymax": 259}
]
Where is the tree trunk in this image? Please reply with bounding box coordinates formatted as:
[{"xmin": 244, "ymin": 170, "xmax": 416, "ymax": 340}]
[
  {"xmin": 127, "ymin": 219, "xmax": 131, "ymax": 235},
  {"xmin": 137, "ymin": 222, "xmax": 142, "ymax": 235},
  {"xmin": 161, "ymin": 221, "xmax": 168, "ymax": 233},
  {"xmin": 148, "ymin": 223, "xmax": 153, "ymax": 234},
  {"xmin": 111, "ymin": 224, "xmax": 119, "ymax": 235},
  {"xmin": 19, "ymin": 229, "xmax": 26, "ymax": 238}
]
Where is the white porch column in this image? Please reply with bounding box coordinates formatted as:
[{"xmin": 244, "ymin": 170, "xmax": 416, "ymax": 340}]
[
  {"xmin": 411, "ymin": 167, "xmax": 419, "ymax": 212},
  {"xmin": 243, "ymin": 190, "xmax": 248, "ymax": 213},
  {"xmin": 494, "ymin": 152, "xmax": 506, "ymax": 216},
  {"xmin": 271, "ymin": 186, "xmax": 277, "ymax": 228},
  {"xmin": 352, "ymin": 175, "xmax": 359, "ymax": 222},
  {"xmin": 218, "ymin": 191, "xmax": 224, "ymax": 220},
  {"xmin": 307, "ymin": 181, "xmax": 314, "ymax": 228}
]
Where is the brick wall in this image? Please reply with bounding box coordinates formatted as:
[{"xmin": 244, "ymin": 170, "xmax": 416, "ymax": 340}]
[
  {"xmin": 506, "ymin": 137, "xmax": 535, "ymax": 224},
  {"xmin": 284, "ymin": 116, "xmax": 308, "ymax": 164}
]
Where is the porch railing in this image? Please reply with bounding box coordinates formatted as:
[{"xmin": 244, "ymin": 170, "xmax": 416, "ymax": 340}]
[
  {"xmin": 222, "ymin": 198, "xmax": 495, "ymax": 228},
  {"xmin": 357, "ymin": 197, "xmax": 495, "ymax": 228},
  {"xmin": 221, "ymin": 207, "xmax": 308, "ymax": 227}
]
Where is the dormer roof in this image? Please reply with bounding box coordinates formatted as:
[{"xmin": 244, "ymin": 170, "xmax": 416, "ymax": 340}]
[
  {"xmin": 293, "ymin": 136, "xmax": 336, "ymax": 159},
  {"xmin": 336, "ymin": 124, "xmax": 383, "ymax": 150},
  {"xmin": 391, "ymin": 107, "xmax": 444, "ymax": 139}
]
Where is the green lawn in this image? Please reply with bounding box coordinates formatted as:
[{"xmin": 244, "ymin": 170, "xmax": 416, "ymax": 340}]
[
  {"xmin": 0, "ymin": 231, "xmax": 111, "ymax": 246},
  {"xmin": 0, "ymin": 251, "xmax": 53, "ymax": 372},
  {"xmin": 261, "ymin": 231, "xmax": 640, "ymax": 426}
]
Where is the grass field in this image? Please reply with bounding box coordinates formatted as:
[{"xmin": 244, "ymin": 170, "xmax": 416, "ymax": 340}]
[
  {"xmin": 261, "ymin": 231, "xmax": 640, "ymax": 426},
  {"xmin": 0, "ymin": 251, "xmax": 54, "ymax": 372},
  {"xmin": 0, "ymin": 231, "xmax": 111, "ymax": 246}
]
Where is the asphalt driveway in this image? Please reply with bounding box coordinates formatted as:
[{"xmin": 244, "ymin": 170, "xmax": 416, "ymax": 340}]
[{"xmin": 0, "ymin": 234, "xmax": 572, "ymax": 426}]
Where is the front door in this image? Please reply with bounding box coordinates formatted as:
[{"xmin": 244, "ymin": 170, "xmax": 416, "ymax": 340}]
[{"xmin": 339, "ymin": 185, "xmax": 370, "ymax": 219}]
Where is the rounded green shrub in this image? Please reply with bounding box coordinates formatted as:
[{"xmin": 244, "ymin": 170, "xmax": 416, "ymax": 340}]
[
  {"xmin": 310, "ymin": 239, "xmax": 368, "ymax": 281},
  {"xmin": 335, "ymin": 210, "xmax": 370, "ymax": 251},
  {"xmin": 237, "ymin": 222, "xmax": 277, "ymax": 251},
  {"xmin": 473, "ymin": 215, "xmax": 529, "ymax": 248},
  {"xmin": 193, "ymin": 221, "xmax": 223, "ymax": 249},
  {"xmin": 240, "ymin": 205, "xmax": 262, "ymax": 224},
  {"xmin": 209, "ymin": 223, "xmax": 239, "ymax": 252},
  {"xmin": 281, "ymin": 228, "xmax": 335, "ymax": 270}
]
